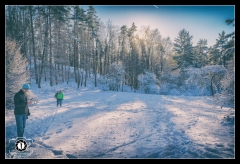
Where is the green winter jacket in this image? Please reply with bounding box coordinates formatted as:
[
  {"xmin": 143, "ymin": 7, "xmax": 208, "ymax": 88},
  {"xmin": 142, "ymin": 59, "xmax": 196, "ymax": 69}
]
[{"xmin": 57, "ymin": 92, "xmax": 64, "ymax": 99}]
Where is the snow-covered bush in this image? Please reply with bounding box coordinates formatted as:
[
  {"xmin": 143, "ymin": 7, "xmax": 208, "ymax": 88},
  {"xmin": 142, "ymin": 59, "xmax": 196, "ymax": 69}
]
[
  {"xmin": 169, "ymin": 88, "xmax": 181, "ymax": 96},
  {"xmin": 159, "ymin": 83, "xmax": 180, "ymax": 95},
  {"xmin": 186, "ymin": 65, "xmax": 227, "ymax": 96},
  {"xmin": 159, "ymin": 71, "xmax": 183, "ymax": 95},
  {"xmin": 138, "ymin": 71, "xmax": 160, "ymax": 94},
  {"xmin": 159, "ymin": 83, "xmax": 170, "ymax": 95},
  {"xmin": 181, "ymin": 83, "xmax": 210, "ymax": 96},
  {"xmin": 97, "ymin": 76, "xmax": 109, "ymax": 91},
  {"xmin": 104, "ymin": 62, "xmax": 126, "ymax": 91},
  {"xmin": 161, "ymin": 72, "xmax": 182, "ymax": 88},
  {"xmin": 159, "ymin": 68, "xmax": 219, "ymax": 96},
  {"xmin": 214, "ymin": 60, "xmax": 234, "ymax": 108}
]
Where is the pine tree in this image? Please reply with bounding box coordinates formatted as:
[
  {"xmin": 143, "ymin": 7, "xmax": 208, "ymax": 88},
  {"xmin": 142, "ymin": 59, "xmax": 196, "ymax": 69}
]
[
  {"xmin": 214, "ymin": 31, "xmax": 228, "ymax": 67},
  {"xmin": 6, "ymin": 38, "xmax": 30, "ymax": 109},
  {"xmin": 173, "ymin": 29, "xmax": 196, "ymax": 71},
  {"xmin": 127, "ymin": 22, "xmax": 137, "ymax": 90},
  {"xmin": 194, "ymin": 39, "xmax": 209, "ymax": 67}
]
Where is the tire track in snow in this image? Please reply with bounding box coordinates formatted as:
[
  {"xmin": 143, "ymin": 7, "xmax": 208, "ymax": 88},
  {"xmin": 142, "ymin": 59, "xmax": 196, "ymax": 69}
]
[{"xmin": 92, "ymin": 138, "xmax": 138, "ymax": 158}]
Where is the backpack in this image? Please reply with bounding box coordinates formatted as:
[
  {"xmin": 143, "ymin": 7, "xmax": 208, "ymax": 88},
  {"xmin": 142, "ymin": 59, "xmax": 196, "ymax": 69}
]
[{"xmin": 54, "ymin": 92, "xmax": 58, "ymax": 98}]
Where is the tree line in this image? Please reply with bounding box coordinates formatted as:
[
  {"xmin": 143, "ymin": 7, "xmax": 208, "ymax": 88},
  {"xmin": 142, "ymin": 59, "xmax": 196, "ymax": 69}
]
[{"xmin": 5, "ymin": 5, "xmax": 235, "ymax": 109}]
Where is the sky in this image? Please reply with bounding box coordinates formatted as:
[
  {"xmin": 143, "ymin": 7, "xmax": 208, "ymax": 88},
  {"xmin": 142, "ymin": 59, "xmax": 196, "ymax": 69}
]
[
  {"xmin": 81, "ymin": 5, "xmax": 234, "ymax": 47},
  {"xmin": 5, "ymin": 77, "xmax": 235, "ymax": 159}
]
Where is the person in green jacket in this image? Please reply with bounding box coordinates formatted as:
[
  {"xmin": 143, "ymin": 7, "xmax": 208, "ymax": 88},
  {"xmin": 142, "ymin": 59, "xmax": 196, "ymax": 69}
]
[{"xmin": 56, "ymin": 90, "xmax": 64, "ymax": 107}]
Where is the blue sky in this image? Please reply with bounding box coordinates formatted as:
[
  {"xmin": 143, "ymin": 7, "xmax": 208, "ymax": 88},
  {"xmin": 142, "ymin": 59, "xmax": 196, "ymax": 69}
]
[{"xmin": 81, "ymin": 5, "xmax": 234, "ymax": 47}]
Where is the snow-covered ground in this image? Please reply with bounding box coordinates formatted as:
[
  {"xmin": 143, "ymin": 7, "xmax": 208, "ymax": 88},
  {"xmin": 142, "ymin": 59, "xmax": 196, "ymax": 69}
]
[{"xmin": 5, "ymin": 80, "xmax": 235, "ymax": 159}]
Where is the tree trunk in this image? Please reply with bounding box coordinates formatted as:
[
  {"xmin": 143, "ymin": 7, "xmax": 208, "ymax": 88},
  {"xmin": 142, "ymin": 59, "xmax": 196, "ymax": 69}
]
[
  {"xmin": 38, "ymin": 14, "xmax": 49, "ymax": 88},
  {"xmin": 49, "ymin": 7, "xmax": 53, "ymax": 87},
  {"xmin": 84, "ymin": 69, "xmax": 87, "ymax": 87},
  {"xmin": 76, "ymin": 38, "xmax": 80, "ymax": 88},
  {"xmin": 61, "ymin": 64, "xmax": 64, "ymax": 83},
  {"xmin": 29, "ymin": 6, "xmax": 38, "ymax": 84},
  {"xmin": 210, "ymin": 74, "xmax": 215, "ymax": 97},
  {"xmin": 94, "ymin": 40, "xmax": 98, "ymax": 87},
  {"xmin": 73, "ymin": 39, "xmax": 77, "ymax": 83},
  {"xmin": 67, "ymin": 65, "xmax": 70, "ymax": 84},
  {"xmin": 104, "ymin": 43, "xmax": 108, "ymax": 75},
  {"xmin": 55, "ymin": 63, "xmax": 58, "ymax": 85},
  {"xmin": 64, "ymin": 65, "xmax": 67, "ymax": 82}
]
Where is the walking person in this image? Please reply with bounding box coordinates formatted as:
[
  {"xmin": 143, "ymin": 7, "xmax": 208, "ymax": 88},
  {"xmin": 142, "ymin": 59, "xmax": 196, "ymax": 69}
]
[
  {"xmin": 56, "ymin": 90, "xmax": 64, "ymax": 107},
  {"xmin": 14, "ymin": 83, "xmax": 31, "ymax": 139}
]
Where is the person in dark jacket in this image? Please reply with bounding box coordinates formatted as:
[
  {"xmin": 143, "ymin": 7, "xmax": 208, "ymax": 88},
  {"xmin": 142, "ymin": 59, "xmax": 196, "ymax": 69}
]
[{"xmin": 14, "ymin": 83, "xmax": 31, "ymax": 138}]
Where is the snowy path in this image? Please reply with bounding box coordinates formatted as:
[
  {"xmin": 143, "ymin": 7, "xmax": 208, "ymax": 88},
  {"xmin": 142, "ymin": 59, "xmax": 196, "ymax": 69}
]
[{"xmin": 5, "ymin": 88, "xmax": 234, "ymax": 158}]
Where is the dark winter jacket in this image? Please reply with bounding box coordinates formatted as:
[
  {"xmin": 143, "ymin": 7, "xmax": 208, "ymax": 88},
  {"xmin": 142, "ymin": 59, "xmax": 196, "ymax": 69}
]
[{"xmin": 14, "ymin": 89, "xmax": 30, "ymax": 115}]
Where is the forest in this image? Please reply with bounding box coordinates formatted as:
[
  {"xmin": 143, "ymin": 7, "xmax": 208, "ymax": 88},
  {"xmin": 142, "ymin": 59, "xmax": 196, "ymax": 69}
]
[{"xmin": 5, "ymin": 5, "xmax": 235, "ymax": 110}]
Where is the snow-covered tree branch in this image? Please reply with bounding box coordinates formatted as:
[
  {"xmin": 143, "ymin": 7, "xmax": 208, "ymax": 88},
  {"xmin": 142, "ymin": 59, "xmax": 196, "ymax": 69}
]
[
  {"xmin": 6, "ymin": 38, "xmax": 30, "ymax": 109},
  {"xmin": 186, "ymin": 65, "xmax": 226, "ymax": 96}
]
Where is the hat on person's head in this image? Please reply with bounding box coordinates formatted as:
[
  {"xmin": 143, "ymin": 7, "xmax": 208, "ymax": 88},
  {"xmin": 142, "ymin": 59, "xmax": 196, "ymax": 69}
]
[{"xmin": 22, "ymin": 83, "xmax": 30, "ymax": 90}]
